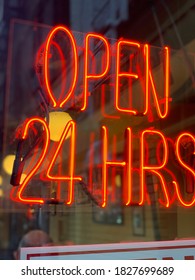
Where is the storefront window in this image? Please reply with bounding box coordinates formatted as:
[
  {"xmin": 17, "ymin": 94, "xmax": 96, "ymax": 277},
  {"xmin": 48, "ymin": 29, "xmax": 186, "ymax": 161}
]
[{"xmin": 1, "ymin": 0, "xmax": 195, "ymax": 260}]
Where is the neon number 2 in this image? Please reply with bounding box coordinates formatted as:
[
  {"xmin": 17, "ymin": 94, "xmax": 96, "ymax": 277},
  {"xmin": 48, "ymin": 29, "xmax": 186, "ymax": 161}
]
[{"xmin": 10, "ymin": 117, "xmax": 50, "ymax": 204}]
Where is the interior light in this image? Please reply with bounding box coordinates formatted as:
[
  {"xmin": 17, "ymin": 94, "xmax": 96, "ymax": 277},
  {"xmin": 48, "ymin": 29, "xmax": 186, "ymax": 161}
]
[
  {"xmin": 48, "ymin": 111, "xmax": 72, "ymax": 142},
  {"xmin": 115, "ymin": 174, "xmax": 121, "ymax": 187},
  {"xmin": 0, "ymin": 188, "xmax": 3, "ymax": 198},
  {"xmin": 0, "ymin": 175, "xmax": 3, "ymax": 185},
  {"xmin": 2, "ymin": 154, "xmax": 15, "ymax": 175},
  {"xmin": 20, "ymin": 173, "xmax": 27, "ymax": 184}
]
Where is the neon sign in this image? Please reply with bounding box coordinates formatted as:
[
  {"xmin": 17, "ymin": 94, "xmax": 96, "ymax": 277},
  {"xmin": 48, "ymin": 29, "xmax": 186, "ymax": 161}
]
[{"xmin": 10, "ymin": 25, "xmax": 195, "ymax": 208}]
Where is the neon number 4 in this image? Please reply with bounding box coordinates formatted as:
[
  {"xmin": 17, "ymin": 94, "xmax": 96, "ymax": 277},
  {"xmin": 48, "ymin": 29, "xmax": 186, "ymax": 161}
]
[{"xmin": 46, "ymin": 120, "xmax": 82, "ymax": 204}]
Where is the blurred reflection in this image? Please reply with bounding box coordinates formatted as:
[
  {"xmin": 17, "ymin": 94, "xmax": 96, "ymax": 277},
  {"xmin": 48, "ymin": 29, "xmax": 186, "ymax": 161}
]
[{"xmin": 14, "ymin": 229, "xmax": 53, "ymax": 259}]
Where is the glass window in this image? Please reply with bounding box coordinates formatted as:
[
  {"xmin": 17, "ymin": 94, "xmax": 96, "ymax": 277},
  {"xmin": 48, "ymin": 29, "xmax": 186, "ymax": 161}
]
[{"xmin": 1, "ymin": 0, "xmax": 195, "ymax": 260}]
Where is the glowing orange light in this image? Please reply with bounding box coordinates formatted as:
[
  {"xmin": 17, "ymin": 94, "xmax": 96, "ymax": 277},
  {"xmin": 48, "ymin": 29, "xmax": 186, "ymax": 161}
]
[
  {"xmin": 173, "ymin": 132, "xmax": 195, "ymax": 207},
  {"xmin": 115, "ymin": 40, "xmax": 140, "ymax": 114},
  {"xmin": 111, "ymin": 135, "xmax": 117, "ymax": 202},
  {"xmin": 176, "ymin": 133, "xmax": 195, "ymax": 177},
  {"xmin": 88, "ymin": 132, "xmax": 95, "ymax": 192},
  {"xmin": 102, "ymin": 126, "xmax": 126, "ymax": 207},
  {"xmin": 172, "ymin": 181, "xmax": 195, "ymax": 207},
  {"xmin": 46, "ymin": 120, "xmax": 82, "ymax": 205},
  {"xmin": 51, "ymin": 41, "xmax": 67, "ymax": 104},
  {"xmin": 143, "ymin": 44, "xmax": 149, "ymax": 116},
  {"xmin": 81, "ymin": 33, "xmax": 110, "ymax": 111},
  {"xmin": 140, "ymin": 129, "xmax": 170, "ymax": 207},
  {"xmin": 44, "ymin": 25, "xmax": 78, "ymax": 108},
  {"xmin": 144, "ymin": 44, "xmax": 170, "ymax": 118},
  {"xmin": 11, "ymin": 118, "xmax": 50, "ymax": 204},
  {"xmin": 124, "ymin": 127, "xmax": 132, "ymax": 206}
]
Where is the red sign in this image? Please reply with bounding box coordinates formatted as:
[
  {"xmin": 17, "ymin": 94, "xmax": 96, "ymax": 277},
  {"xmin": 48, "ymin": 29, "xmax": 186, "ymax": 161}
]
[
  {"xmin": 19, "ymin": 240, "xmax": 195, "ymax": 260},
  {"xmin": 10, "ymin": 26, "xmax": 195, "ymax": 208}
]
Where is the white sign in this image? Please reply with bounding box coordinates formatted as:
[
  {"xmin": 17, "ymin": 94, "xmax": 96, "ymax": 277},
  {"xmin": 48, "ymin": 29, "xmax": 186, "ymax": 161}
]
[{"xmin": 20, "ymin": 239, "xmax": 195, "ymax": 260}]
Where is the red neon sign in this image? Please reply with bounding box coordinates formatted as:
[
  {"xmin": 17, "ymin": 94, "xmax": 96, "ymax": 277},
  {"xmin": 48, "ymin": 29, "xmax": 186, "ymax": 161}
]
[
  {"xmin": 81, "ymin": 33, "xmax": 110, "ymax": 111},
  {"xmin": 10, "ymin": 25, "xmax": 195, "ymax": 208},
  {"xmin": 42, "ymin": 26, "xmax": 171, "ymax": 115},
  {"xmin": 44, "ymin": 26, "xmax": 78, "ymax": 108},
  {"xmin": 173, "ymin": 133, "xmax": 195, "ymax": 207},
  {"xmin": 144, "ymin": 44, "xmax": 170, "ymax": 118},
  {"xmin": 115, "ymin": 40, "xmax": 140, "ymax": 115}
]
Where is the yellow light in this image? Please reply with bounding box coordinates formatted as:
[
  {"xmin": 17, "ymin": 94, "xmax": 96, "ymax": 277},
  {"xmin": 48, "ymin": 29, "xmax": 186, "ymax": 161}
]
[
  {"xmin": 0, "ymin": 188, "xmax": 3, "ymax": 197},
  {"xmin": 0, "ymin": 175, "xmax": 3, "ymax": 186},
  {"xmin": 2, "ymin": 154, "xmax": 15, "ymax": 175},
  {"xmin": 115, "ymin": 174, "xmax": 121, "ymax": 187},
  {"xmin": 20, "ymin": 173, "xmax": 27, "ymax": 184},
  {"xmin": 48, "ymin": 111, "xmax": 72, "ymax": 142}
]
